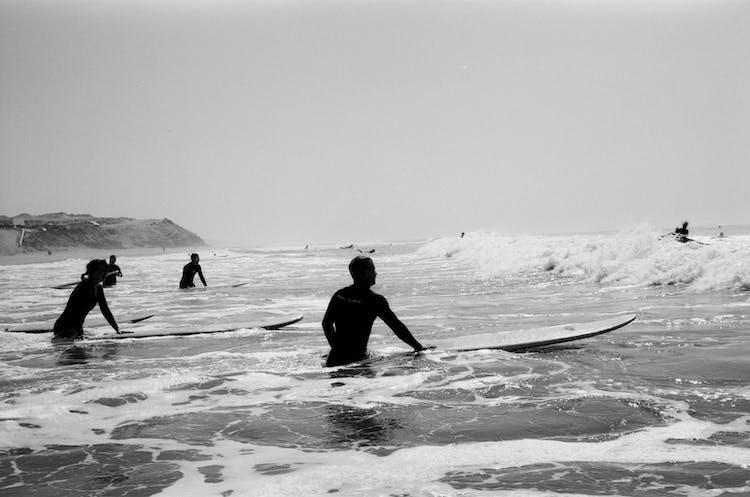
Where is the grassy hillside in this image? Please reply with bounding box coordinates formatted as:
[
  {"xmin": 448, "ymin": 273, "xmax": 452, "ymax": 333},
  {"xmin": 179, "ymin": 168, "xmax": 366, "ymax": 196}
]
[{"xmin": 0, "ymin": 214, "xmax": 205, "ymax": 255}]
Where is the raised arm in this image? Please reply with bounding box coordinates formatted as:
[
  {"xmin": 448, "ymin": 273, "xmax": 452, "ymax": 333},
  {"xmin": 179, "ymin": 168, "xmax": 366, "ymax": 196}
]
[
  {"xmin": 97, "ymin": 289, "xmax": 120, "ymax": 334},
  {"xmin": 322, "ymin": 294, "xmax": 338, "ymax": 347},
  {"xmin": 378, "ymin": 298, "xmax": 423, "ymax": 351}
]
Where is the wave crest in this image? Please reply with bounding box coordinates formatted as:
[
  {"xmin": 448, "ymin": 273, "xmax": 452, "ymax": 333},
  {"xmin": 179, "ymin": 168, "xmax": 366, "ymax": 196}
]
[{"xmin": 418, "ymin": 225, "xmax": 750, "ymax": 291}]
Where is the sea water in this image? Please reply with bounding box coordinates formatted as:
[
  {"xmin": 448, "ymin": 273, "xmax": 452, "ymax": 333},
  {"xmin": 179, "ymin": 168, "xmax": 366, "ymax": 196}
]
[{"xmin": 1, "ymin": 225, "xmax": 749, "ymax": 496}]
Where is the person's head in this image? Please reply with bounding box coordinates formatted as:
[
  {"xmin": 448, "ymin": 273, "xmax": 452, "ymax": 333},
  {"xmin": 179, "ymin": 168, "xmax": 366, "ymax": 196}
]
[
  {"xmin": 349, "ymin": 256, "xmax": 376, "ymax": 287},
  {"xmin": 109, "ymin": 254, "xmax": 116, "ymax": 264},
  {"xmin": 190, "ymin": 253, "xmax": 200, "ymax": 264},
  {"xmin": 83, "ymin": 259, "xmax": 109, "ymax": 284}
]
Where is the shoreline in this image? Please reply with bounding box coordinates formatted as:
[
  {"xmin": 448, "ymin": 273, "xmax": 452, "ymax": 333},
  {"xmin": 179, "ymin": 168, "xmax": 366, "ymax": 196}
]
[{"xmin": 0, "ymin": 246, "xmax": 210, "ymax": 266}]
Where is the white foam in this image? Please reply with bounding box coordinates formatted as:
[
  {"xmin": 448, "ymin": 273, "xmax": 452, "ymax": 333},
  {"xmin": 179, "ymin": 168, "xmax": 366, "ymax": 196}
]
[
  {"xmin": 419, "ymin": 226, "xmax": 750, "ymax": 292},
  {"xmin": 150, "ymin": 412, "xmax": 750, "ymax": 497}
]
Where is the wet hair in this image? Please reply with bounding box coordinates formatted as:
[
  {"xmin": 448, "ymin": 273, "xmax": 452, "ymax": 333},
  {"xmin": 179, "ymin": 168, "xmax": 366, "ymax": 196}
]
[
  {"xmin": 82, "ymin": 259, "xmax": 108, "ymax": 280},
  {"xmin": 348, "ymin": 256, "xmax": 374, "ymax": 281},
  {"xmin": 190, "ymin": 253, "xmax": 199, "ymax": 261}
]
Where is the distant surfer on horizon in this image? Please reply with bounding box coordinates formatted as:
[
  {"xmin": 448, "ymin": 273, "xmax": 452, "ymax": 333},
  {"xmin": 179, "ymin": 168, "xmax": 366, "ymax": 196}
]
[
  {"xmin": 673, "ymin": 221, "xmax": 689, "ymax": 243},
  {"xmin": 180, "ymin": 253, "xmax": 207, "ymax": 289},
  {"xmin": 53, "ymin": 259, "xmax": 120, "ymax": 339},
  {"xmin": 322, "ymin": 256, "xmax": 429, "ymax": 367},
  {"xmin": 103, "ymin": 254, "xmax": 122, "ymax": 287}
]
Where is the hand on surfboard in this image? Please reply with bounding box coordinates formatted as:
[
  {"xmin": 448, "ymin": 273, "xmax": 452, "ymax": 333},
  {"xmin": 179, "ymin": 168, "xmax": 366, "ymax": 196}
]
[{"xmin": 414, "ymin": 345, "xmax": 437, "ymax": 354}]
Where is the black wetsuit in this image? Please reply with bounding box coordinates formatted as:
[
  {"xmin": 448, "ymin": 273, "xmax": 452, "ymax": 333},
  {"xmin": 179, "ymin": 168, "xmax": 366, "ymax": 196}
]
[
  {"xmin": 180, "ymin": 262, "xmax": 206, "ymax": 289},
  {"xmin": 674, "ymin": 227, "xmax": 689, "ymax": 243},
  {"xmin": 322, "ymin": 285, "xmax": 423, "ymax": 367},
  {"xmin": 53, "ymin": 280, "xmax": 115, "ymax": 339},
  {"xmin": 104, "ymin": 264, "xmax": 121, "ymax": 286}
]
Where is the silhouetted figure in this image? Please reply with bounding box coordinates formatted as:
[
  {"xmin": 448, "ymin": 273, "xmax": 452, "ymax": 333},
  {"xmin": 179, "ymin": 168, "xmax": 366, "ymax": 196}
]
[
  {"xmin": 460, "ymin": 232, "xmax": 465, "ymax": 238},
  {"xmin": 180, "ymin": 253, "xmax": 207, "ymax": 289},
  {"xmin": 718, "ymin": 225, "xmax": 725, "ymax": 238},
  {"xmin": 673, "ymin": 221, "xmax": 689, "ymax": 243},
  {"xmin": 53, "ymin": 259, "xmax": 120, "ymax": 339},
  {"xmin": 322, "ymin": 256, "xmax": 427, "ymax": 367},
  {"xmin": 103, "ymin": 254, "xmax": 122, "ymax": 287}
]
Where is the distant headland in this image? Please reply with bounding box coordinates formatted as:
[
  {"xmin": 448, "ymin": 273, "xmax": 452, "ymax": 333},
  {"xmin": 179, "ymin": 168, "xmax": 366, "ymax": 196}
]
[{"xmin": 0, "ymin": 212, "xmax": 205, "ymax": 256}]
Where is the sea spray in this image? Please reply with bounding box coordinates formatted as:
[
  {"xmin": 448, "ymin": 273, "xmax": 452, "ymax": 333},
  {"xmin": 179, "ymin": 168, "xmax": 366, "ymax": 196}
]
[{"xmin": 419, "ymin": 225, "xmax": 750, "ymax": 291}]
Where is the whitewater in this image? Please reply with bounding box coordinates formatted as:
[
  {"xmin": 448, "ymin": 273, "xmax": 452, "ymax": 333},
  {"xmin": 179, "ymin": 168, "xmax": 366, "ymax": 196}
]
[{"xmin": 1, "ymin": 225, "xmax": 749, "ymax": 496}]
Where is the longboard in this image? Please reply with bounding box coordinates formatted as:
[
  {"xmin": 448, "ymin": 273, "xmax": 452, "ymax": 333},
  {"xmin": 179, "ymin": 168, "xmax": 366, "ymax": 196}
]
[
  {"xmin": 53, "ymin": 271, "xmax": 121, "ymax": 290},
  {"xmin": 438, "ymin": 314, "xmax": 636, "ymax": 352},
  {"xmin": 180, "ymin": 282, "xmax": 250, "ymax": 291},
  {"xmin": 3, "ymin": 314, "xmax": 156, "ymax": 334},
  {"xmin": 81, "ymin": 315, "xmax": 304, "ymax": 341}
]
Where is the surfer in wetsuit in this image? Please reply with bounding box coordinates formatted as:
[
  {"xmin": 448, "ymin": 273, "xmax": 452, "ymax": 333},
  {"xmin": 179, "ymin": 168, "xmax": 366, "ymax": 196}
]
[
  {"xmin": 180, "ymin": 253, "xmax": 207, "ymax": 289},
  {"xmin": 673, "ymin": 221, "xmax": 689, "ymax": 243},
  {"xmin": 53, "ymin": 259, "xmax": 120, "ymax": 339},
  {"xmin": 322, "ymin": 256, "xmax": 428, "ymax": 367},
  {"xmin": 103, "ymin": 254, "xmax": 122, "ymax": 287}
]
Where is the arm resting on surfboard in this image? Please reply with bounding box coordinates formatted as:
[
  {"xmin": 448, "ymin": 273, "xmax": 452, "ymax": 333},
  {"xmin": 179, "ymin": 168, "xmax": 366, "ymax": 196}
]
[
  {"xmin": 379, "ymin": 304, "xmax": 424, "ymax": 351},
  {"xmin": 96, "ymin": 290, "xmax": 120, "ymax": 334}
]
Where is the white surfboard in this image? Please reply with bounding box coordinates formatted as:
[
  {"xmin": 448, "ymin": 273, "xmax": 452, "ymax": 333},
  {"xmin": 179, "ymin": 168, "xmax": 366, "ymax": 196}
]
[
  {"xmin": 4, "ymin": 314, "xmax": 156, "ymax": 334},
  {"xmin": 79, "ymin": 315, "xmax": 303, "ymax": 341},
  {"xmin": 438, "ymin": 314, "xmax": 636, "ymax": 352},
  {"xmin": 180, "ymin": 281, "xmax": 249, "ymax": 291},
  {"xmin": 52, "ymin": 270, "xmax": 121, "ymax": 290}
]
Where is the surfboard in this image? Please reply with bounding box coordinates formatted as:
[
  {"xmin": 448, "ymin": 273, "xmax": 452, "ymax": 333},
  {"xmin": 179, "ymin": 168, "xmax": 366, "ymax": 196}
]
[
  {"xmin": 52, "ymin": 270, "xmax": 121, "ymax": 290},
  {"xmin": 3, "ymin": 314, "xmax": 156, "ymax": 334},
  {"xmin": 180, "ymin": 282, "xmax": 250, "ymax": 291},
  {"xmin": 81, "ymin": 315, "xmax": 304, "ymax": 341},
  {"xmin": 439, "ymin": 314, "xmax": 636, "ymax": 352},
  {"xmin": 52, "ymin": 281, "xmax": 78, "ymax": 290}
]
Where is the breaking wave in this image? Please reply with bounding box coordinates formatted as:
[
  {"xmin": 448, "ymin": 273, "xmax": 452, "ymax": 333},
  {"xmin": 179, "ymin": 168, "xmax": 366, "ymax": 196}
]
[{"xmin": 419, "ymin": 225, "xmax": 750, "ymax": 291}]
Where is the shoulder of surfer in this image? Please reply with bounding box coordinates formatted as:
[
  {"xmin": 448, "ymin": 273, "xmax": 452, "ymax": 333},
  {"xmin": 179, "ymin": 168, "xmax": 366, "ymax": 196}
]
[{"xmin": 335, "ymin": 286, "xmax": 382, "ymax": 304}]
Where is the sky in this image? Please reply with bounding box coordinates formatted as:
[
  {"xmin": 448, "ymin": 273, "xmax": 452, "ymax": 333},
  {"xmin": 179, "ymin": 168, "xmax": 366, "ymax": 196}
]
[{"xmin": 1, "ymin": 0, "xmax": 748, "ymax": 246}]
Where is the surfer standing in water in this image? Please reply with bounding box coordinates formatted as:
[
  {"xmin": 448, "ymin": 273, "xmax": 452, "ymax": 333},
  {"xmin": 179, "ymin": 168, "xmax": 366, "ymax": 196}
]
[
  {"xmin": 322, "ymin": 256, "xmax": 429, "ymax": 367},
  {"xmin": 53, "ymin": 259, "xmax": 120, "ymax": 339},
  {"xmin": 180, "ymin": 253, "xmax": 207, "ymax": 289},
  {"xmin": 103, "ymin": 254, "xmax": 122, "ymax": 287}
]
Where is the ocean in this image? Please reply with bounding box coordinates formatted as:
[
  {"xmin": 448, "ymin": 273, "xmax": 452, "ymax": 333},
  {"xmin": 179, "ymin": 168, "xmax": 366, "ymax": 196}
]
[{"xmin": 1, "ymin": 224, "xmax": 749, "ymax": 496}]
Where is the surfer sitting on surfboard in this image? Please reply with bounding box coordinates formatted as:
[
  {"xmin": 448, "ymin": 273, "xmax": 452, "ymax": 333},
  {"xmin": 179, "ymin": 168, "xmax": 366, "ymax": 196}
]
[
  {"xmin": 180, "ymin": 253, "xmax": 207, "ymax": 289},
  {"xmin": 322, "ymin": 256, "xmax": 428, "ymax": 367},
  {"xmin": 103, "ymin": 254, "xmax": 122, "ymax": 287},
  {"xmin": 53, "ymin": 259, "xmax": 120, "ymax": 339}
]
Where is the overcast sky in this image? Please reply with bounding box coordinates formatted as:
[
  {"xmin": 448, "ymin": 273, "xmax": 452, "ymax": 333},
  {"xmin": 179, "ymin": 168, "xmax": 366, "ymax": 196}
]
[{"xmin": 1, "ymin": 0, "xmax": 748, "ymax": 246}]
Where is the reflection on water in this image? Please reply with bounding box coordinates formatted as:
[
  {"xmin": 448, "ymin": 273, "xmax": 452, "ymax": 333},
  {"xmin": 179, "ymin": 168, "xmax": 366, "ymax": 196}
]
[
  {"xmin": 325, "ymin": 404, "xmax": 402, "ymax": 450},
  {"xmin": 55, "ymin": 345, "xmax": 91, "ymax": 366},
  {"xmin": 328, "ymin": 364, "xmax": 377, "ymax": 380},
  {"xmin": 55, "ymin": 344, "xmax": 120, "ymax": 367}
]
